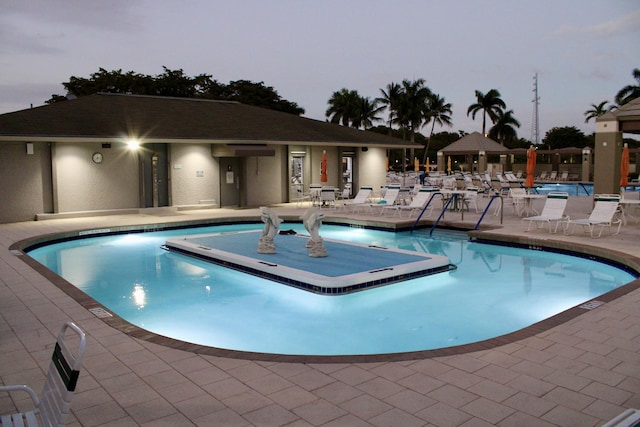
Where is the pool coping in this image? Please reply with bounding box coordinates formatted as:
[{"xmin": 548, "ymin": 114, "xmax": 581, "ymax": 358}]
[{"xmin": 10, "ymin": 216, "xmax": 640, "ymax": 364}]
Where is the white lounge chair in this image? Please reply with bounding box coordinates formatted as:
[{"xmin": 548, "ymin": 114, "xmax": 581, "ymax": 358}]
[
  {"xmin": 462, "ymin": 186, "xmax": 481, "ymax": 213},
  {"xmin": 0, "ymin": 322, "xmax": 86, "ymax": 427},
  {"xmin": 366, "ymin": 187, "xmax": 401, "ymax": 215},
  {"xmin": 565, "ymin": 194, "xmax": 622, "ymax": 238},
  {"xmin": 342, "ymin": 186, "xmax": 373, "ymax": 212},
  {"xmin": 523, "ymin": 192, "xmax": 569, "ymax": 233},
  {"xmin": 382, "ymin": 187, "xmax": 438, "ymax": 217},
  {"xmin": 602, "ymin": 408, "xmax": 640, "ymax": 427}
]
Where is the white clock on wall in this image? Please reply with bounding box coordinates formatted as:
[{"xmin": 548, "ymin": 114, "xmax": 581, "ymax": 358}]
[{"xmin": 92, "ymin": 152, "xmax": 103, "ymax": 164}]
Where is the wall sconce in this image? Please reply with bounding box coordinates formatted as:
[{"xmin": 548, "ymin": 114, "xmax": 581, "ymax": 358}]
[
  {"xmin": 479, "ymin": 150, "xmax": 485, "ymax": 157},
  {"xmin": 26, "ymin": 142, "xmax": 34, "ymax": 155}
]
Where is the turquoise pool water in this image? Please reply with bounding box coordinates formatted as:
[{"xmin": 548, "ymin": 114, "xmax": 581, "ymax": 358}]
[{"xmin": 27, "ymin": 224, "xmax": 636, "ymax": 356}]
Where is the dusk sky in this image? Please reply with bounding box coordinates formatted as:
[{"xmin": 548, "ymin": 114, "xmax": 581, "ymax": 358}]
[{"xmin": 1, "ymin": 0, "xmax": 638, "ymax": 141}]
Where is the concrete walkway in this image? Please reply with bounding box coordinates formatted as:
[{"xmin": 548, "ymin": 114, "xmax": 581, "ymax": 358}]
[{"xmin": 1, "ymin": 196, "xmax": 639, "ymax": 426}]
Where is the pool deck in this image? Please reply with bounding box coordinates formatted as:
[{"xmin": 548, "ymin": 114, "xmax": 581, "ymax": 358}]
[{"xmin": 1, "ymin": 196, "xmax": 639, "ymax": 426}]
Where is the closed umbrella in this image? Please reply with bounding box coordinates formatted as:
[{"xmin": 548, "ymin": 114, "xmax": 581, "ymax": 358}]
[
  {"xmin": 620, "ymin": 143, "xmax": 629, "ymax": 188},
  {"xmin": 526, "ymin": 146, "xmax": 536, "ymax": 189},
  {"xmin": 447, "ymin": 157, "xmax": 452, "ymax": 174},
  {"xmin": 321, "ymin": 150, "xmax": 328, "ymax": 183},
  {"xmin": 426, "ymin": 158, "xmax": 430, "ymax": 173},
  {"xmin": 414, "ymin": 157, "xmax": 420, "ymax": 172}
]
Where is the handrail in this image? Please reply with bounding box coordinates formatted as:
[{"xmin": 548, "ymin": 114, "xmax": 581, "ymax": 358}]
[
  {"xmin": 474, "ymin": 195, "xmax": 502, "ymax": 230},
  {"xmin": 409, "ymin": 192, "xmax": 445, "ymax": 233},
  {"xmin": 429, "ymin": 196, "xmax": 454, "ymax": 236},
  {"xmin": 578, "ymin": 182, "xmax": 591, "ymax": 196}
]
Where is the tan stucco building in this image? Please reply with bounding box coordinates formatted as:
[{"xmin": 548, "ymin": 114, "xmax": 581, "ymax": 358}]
[{"xmin": 0, "ymin": 93, "xmax": 418, "ymax": 223}]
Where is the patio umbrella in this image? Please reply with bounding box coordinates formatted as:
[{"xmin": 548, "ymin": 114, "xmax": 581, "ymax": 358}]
[
  {"xmin": 320, "ymin": 150, "xmax": 328, "ymax": 183},
  {"xmin": 620, "ymin": 143, "xmax": 629, "ymax": 188},
  {"xmin": 447, "ymin": 156, "xmax": 452, "ymax": 174},
  {"xmin": 414, "ymin": 157, "xmax": 420, "ymax": 172},
  {"xmin": 426, "ymin": 158, "xmax": 430, "ymax": 173},
  {"xmin": 525, "ymin": 146, "xmax": 536, "ymax": 189}
]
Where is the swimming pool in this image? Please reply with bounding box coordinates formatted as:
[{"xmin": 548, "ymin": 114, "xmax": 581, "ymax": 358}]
[
  {"xmin": 533, "ymin": 182, "xmax": 639, "ymax": 196},
  {"xmin": 27, "ymin": 223, "xmax": 636, "ymax": 356}
]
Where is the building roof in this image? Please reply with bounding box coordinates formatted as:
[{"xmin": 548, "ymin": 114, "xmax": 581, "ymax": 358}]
[
  {"xmin": 438, "ymin": 131, "xmax": 509, "ymax": 154},
  {"xmin": 0, "ymin": 93, "xmax": 417, "ymax": 148}
]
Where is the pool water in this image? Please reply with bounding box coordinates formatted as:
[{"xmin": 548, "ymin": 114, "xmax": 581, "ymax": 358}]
[{"xmin": 27, "ymin": 224, "xmax": 636, "ymax": 356}]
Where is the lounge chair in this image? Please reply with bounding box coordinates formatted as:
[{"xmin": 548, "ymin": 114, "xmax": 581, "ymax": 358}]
[
  {"xmin": 565, "ymin": 194, "xmax": 622, "ymax": 238},
  {"xmin": 342, "ymin": 185, "xmax": 373, "ymax": 212},
  {"xmin": 462, "ymin": 186, "xmax": 481, "ymax": 213},
  {"xmin": 537, "ymin": 171, "xmax": 548, "ymax": 180},
  {"xmin": 522, "ymin": 192, "xmax": 569, "ymax": 233},
  {"xmin": 549, "ymin": 171, "xmax": 558, "ymax": 181},
  {"xmin": 602, "ymin": 408, "xmax": 640, "ymax": 427},
  {"xmin": 382, "ymin": 187, "xmax": 438, "ymax": 217},
  {"xmin": 0, "ymin": 322, "xmax": 86, "ymax": 427},
  {"xmin": 366, "ymin": 186, "xmax": 400, "ymax": 215},
  {"xmin": 559, "ymin": 171, "xmax": 569, "ymax": 181}
]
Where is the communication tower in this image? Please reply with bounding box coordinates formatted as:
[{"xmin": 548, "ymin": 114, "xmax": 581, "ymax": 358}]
[{"xmin": 531, "ymin": 73, "xmax": 540, "ymax": 145}]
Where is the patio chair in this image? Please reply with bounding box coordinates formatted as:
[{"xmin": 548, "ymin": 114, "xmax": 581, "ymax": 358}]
[
  {"xmin": 0, "ymin": 322, "xmax": 86, "ymax": 427},
  {"xmin": 537, "ymin": 171, "xmax": 548, "ymax": 180},
  {"xmin": 559, "ymin": 171, "xmax": 569, "ymax": 181},
  {"xmin": 564, "ymin": 194, "xmax": 622, "ymax": 238},
  {"xmin": 462, "ymin": 186, "xmax": 481, "ymax": 213},
  {"xmin": 522, "ymin": 192, "xmax": 569, "ymax": 233},
  {"xmin": 342, "ymin": 186, "xmax": 373, "ymax": 213},
  {"xmin": 319, "ymin": 187, "xmax": 336, "ymax": 208},
  {"xmin": 549, "ymin": 170, "xmax": 558, "ymax": 181},
  {"xmin": 291, "ymin": 185, "xmax": 311, "ymax": 207},
  {"xmin": 382, "ymin": 187, "xmax": 438, "ymax": 217}
]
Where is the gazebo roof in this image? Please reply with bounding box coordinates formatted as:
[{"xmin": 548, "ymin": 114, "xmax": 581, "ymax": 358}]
[
  {"xmin": 0, "ymin": 93, "xmax": 418, "ymax": 148},
  {"xmin": 439, "ymin": 132, "xmax": 509, "ymax": 154}
]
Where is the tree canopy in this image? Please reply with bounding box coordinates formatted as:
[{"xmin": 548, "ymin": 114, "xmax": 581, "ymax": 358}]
[
  {"xmin": 542, "ymin": 126, "xmax": 591, "ymax": 149},
  {"xmin": 46, "ymin": 67, "xmax": 305, "ymax": 115}
]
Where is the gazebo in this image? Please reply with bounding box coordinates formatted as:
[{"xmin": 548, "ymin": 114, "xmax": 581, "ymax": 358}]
[
  {"xmin": 595, "ymin": 97, "xmax": 640, "ymax": 194},
  {"xmin": 437, "ymin": 132, "xmax": 510, "ymax": 173}
]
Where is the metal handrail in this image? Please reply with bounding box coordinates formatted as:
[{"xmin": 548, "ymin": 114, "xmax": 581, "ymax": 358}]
[{"xmin": 474, "ymin": 195, "xmax": 502, "ymax": 230}]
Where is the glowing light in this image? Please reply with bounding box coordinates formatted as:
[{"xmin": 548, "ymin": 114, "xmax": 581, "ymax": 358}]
[
  {"xmin": 132, "ymin": 284, "xmax": 146, "ymax": 308},
  {"xmin": 127, "ymin": 139, "xmax": 140, "ymax": 150}
]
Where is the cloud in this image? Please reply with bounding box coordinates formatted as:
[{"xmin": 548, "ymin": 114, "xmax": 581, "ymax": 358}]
[{"xmin": 584, "ymin": 9, "xmax": 640, "ymax": 37}]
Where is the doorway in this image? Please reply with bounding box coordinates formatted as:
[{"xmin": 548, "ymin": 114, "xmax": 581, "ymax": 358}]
[
  {"xmin": 219, "ymin": 157, "xmax": 243, "ymax": 207},
  {"xmin": 140, "ymin": 143, "xmax": 169, "ymax": 207}
]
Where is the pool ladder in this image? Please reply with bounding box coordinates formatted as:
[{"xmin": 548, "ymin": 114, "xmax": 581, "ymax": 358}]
[{"xmin": 410, "ymin": 192, "xmax": 503, "ymax": 236}]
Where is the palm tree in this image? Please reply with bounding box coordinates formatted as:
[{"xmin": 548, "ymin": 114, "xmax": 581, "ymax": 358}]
[
  {"xmin": 584, "ymin": 101, "xmax": 613, "ymax": 123},
  {"xmin": 325, "ymin": 89, "xmax": 361, "ymax": 127},
  {"xmin": 615, "ymin": 68, "xmax": 640, "ymax": 106},
  {"xmin": 467, "ymin": 89, "xmax": 506, "ymax": 135},
  {"xmin": 488, "ymin": 109, "xmax": 520, "ymax": 145},
  {"xmin": 395, "ymin": 78, "xmax": 432, "ymax": 142},
  {"xmin": 377, "ymin": 82, "xmax": 402, "ymax": 134},
  {"xmin": 422, "ymin": 93, "xmax": 453, "ymax": 163},
  {"xmin": 352, "ymin": 97, "xmax": 384, "ymax": 130}
]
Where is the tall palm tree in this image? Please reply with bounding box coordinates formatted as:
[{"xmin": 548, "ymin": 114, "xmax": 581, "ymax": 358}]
[
  {"xmin": 584, "ymin": 101, "xmax": 613, "ymax": 123},
  {"xmin": 352, "ymin": 97, "xmax": 384, "ymax": 130},
  {"xmin": 422, "ymin": 93, "xmax": 453, "ymax": 163},
  {"xmin": 467, "ymin": 89, "xmax": 506, "ymax": 135},
  {"xmin": 395, "ymin": 78, "xmax": 432, "ymax": 142},
  {"xmin": 325, "ymin": 89, "xmax": 361, "ymax": 127},
  {"xmin": 615, "ymin": 68, "xmax": 640, "ymax": 106},
  {"xmin": 488, "ymin": 109, "xmax": 520, "ymax": 145},
  {"xmin": 377, "ymin": 82, "xmax": 402, "ymax": 134}
]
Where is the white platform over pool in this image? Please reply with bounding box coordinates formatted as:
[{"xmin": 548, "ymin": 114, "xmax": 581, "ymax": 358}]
[{"xmin": 165, "ymin": 230, "xmax": 454, "ymax": 294}]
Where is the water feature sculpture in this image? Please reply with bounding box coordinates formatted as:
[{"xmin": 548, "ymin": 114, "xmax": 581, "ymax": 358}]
[
  {"xmin": 300, "ymin": 207, "xmax": 327, "ymax": 257},
  {"xmin": 258, "ymin": 207, "xmax": 282, "ymax": 254}
]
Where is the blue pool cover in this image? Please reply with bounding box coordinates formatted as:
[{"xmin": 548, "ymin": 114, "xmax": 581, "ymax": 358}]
[{"xmin": 165, "ymin": 231, "xmax": 454, "ymax": 294}]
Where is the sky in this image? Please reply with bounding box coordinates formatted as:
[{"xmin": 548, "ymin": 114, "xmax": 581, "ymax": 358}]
[{"xmin": 1, "ymin": 0, "xmax": 639, "ymax": 141}]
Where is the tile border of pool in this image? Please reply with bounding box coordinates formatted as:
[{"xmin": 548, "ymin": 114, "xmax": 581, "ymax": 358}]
[{"xmin": 10, "ymin": 217, "xmax": 640, "ymax": 364}]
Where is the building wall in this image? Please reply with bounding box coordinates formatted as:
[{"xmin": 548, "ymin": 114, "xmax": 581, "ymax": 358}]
[
  {"xmin": 52, "ymin": 142, "xmax": 139, "ymax": 212},
  {"xmin": 358, "ymin": 147, "xmax": 387, "ymax": 191},
  {"xmin": 170, "ymin": 144, "xmax": 219, "ymax": 206},
  {"xmin": 244, "ymin": 146, "xmax": 286, "ymax": 206},
  {"xmin": 0, "ymin": 142, "xmax": 52, "ymax": 223}
]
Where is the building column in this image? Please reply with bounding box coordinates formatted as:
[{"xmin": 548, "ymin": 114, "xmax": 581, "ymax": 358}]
[
  {"xmin": 594, "ymin": 118, "xmax": 622, "ymax": 194},
  {"xmin": 478, "ymin": 150, "xmax": 487, "ymax": 174},
  {"xmin": 581, "ymin": 147, "xmax": 592, "ymax": 182},
  {"xmin": 437, "ymin": 151, "xmax": 444, "ymax": 173}
]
